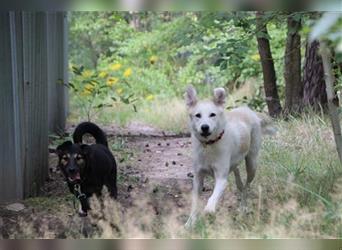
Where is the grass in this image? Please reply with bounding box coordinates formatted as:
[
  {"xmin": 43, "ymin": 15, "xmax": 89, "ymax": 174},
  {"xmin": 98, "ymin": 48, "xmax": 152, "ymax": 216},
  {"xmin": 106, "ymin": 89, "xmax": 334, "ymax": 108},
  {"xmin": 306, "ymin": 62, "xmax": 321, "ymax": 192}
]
[
  {"xmin": 134, "ymin": 98, "xmax": 188, "ymax": 134},
  {"xmin": 67, "ymin": 80, "xmax": 257, "ymax": 133},
  {"xmin": 11, "ymin": 94, "xmax": 342, "ymax": 239}
]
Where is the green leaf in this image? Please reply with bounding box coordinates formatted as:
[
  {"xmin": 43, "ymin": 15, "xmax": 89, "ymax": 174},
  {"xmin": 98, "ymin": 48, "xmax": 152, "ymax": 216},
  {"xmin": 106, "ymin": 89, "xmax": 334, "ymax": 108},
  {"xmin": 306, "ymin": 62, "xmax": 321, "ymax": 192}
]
[
  {"xmin": 68, "ymin": 83, "xmax": 76, "ymax": 90},
  {"xmin": 120, "ymin": 96, "xmax": 130, "ymax": 104}
]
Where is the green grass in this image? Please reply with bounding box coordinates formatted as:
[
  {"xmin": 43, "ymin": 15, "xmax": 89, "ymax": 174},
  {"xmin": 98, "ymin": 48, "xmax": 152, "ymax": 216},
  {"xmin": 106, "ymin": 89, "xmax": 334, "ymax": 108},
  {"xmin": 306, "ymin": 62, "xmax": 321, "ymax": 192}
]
[
  {"xmin": 24, "ymin": 195, "xmax": 74, "ymax": 213},
  {"xmin": 67, "ymin": 80, "xmax": 258, "ymax": 133},
  {"xmin": 180, "ymin": 113, "xmax": 342, "ymax": 238},
  {"xmin": 33, "ymin": 95, "xmax": 342, "ymax": 238}
]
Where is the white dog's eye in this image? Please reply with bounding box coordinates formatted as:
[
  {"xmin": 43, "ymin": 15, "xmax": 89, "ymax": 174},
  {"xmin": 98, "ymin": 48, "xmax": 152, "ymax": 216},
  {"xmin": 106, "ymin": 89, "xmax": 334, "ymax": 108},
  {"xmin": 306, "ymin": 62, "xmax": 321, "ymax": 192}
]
[
  {"xmin": 209, "ymin": 113, "xmax": 216, "ymax": 117},
  {"xmin": 195, "ymin": 113, "xmax": 201, "ymax": 118}
]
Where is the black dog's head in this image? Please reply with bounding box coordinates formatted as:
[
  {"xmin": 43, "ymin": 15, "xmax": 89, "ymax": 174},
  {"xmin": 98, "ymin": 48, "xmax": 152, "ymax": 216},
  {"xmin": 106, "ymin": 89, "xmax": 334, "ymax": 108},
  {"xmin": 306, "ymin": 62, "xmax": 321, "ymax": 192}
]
[{"xmin": 56, "ymin": 141, "xmax": 91, "ymax": 184}]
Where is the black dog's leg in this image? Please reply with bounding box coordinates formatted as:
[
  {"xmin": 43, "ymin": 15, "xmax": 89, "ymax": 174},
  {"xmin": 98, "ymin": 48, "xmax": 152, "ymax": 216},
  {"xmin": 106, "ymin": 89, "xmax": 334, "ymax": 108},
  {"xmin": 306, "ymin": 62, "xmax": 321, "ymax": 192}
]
[
  {"xmin": 105, "ymin": 176, "xmax": 117, "ymax": 199},
  {"xmin": 79, "ymin": 196, "xmax": 90, "ymax": 217}
]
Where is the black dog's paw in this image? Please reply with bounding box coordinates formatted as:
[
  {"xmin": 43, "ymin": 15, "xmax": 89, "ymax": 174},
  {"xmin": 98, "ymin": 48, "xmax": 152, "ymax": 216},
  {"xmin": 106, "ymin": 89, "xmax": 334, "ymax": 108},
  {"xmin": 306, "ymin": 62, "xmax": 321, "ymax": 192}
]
[{"xmin": 78, "ymin": 208, "xmax": 88, "ymax": 217}]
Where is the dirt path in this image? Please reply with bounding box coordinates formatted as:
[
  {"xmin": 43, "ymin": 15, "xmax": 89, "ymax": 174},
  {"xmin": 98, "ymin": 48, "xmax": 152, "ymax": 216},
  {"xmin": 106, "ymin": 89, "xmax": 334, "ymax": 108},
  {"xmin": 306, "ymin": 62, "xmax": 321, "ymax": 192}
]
[
  {"xmin": 0, "ymin": 125, "xmax": 241, "ymax": 238},
  {"xmin": 127, "ymin": 137, "xmax": 192, "ymax": 180},
  {"xmin": 0, "ymin": 129, "xmax": 197, "ymax": 238}
]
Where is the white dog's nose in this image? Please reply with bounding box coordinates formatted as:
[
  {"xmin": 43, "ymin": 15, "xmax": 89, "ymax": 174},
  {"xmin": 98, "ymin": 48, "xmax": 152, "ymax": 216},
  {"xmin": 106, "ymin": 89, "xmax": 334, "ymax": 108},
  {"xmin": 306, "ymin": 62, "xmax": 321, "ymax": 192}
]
[{"xmin": 201, "ymin": 124, "xmax": 209, "ymax": 133}]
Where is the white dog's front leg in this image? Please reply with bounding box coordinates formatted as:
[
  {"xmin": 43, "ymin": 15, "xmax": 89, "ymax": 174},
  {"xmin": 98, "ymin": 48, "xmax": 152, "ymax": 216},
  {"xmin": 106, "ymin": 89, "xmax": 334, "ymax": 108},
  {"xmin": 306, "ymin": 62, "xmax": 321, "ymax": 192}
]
[
  {"xmin": 204, "ymin": 174, "xmax": 227, "ymax": 214},
  {"xmin": 185, "ymin": 171, "xmax": 204, "ymax": 228}
]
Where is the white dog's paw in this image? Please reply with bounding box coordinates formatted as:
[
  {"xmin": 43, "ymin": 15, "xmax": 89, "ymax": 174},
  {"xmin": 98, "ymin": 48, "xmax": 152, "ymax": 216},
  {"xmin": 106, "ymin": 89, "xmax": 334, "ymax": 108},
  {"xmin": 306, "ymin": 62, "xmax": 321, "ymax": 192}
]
[
  {"xmin": 203, "ymin": 205, "xmax": 216, "ymax": 214},
  {"xmin": 185, "ymin": 214, "xmax": 197, "ymax": 229},
  {"xmin": 184, "ymin": 219, "xmax": 193, "ymax": 229}
]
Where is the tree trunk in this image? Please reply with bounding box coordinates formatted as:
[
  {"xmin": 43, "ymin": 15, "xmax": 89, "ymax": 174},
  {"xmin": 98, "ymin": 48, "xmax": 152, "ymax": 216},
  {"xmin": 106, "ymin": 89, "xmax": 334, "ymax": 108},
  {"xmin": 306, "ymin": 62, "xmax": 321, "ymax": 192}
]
[
  {"xmin": 320, "ymin": 42, "xmax": 342, "ymax": 163},
  {"xmin": 284, "ymin": 14, "xmax": 302, "ymax": 115},
  {"xmin": 256, "ymin": 11, "xmax": 282, "ymax": 117},
  {"xmin": 302, "ymin": 40, "xmax": 327, "ymax": 111}
]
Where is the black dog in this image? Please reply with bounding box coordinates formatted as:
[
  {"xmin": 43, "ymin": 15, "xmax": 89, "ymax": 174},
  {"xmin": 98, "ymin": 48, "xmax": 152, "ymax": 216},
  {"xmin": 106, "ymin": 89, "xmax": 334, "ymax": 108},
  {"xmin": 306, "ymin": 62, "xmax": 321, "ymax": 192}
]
[{"xmin": 56, "ymin": 122, "xmax": 117, "ymax": 216}]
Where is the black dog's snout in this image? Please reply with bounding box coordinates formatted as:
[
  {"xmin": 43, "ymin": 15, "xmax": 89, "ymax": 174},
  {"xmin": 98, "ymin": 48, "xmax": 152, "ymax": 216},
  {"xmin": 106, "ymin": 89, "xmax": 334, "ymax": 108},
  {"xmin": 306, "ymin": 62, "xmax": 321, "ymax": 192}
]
[
  {"xmin": 201, "ymin": 124, "xmax": 210, "ymax": 133},
  {"xmin": 68, "ymin": 168, "xmax": 76, "ymax": 174}
]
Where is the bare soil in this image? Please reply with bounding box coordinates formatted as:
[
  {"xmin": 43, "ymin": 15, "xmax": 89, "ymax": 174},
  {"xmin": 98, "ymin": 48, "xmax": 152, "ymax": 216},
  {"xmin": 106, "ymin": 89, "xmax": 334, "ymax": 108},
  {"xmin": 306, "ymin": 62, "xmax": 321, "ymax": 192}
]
[{"xmin": 0, "ymin": 125, "xmax": 243, "ymax": 238}]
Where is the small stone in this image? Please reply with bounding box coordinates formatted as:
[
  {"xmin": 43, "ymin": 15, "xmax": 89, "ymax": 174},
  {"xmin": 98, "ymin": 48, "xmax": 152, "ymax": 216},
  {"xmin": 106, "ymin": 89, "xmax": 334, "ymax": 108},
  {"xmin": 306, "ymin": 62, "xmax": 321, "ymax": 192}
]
[
  {"xmin": 180, "ymin": 164, "xmax": 183, "ymax": 166},
  {"xmin": 6, "ymin": 203, "xmax": 25, "ymax": 212},
  {"xmin": 165, "ymin": 162, "xmax": 169, "ymax": 167},
  {"xmin": 145, "ymin": 144, "xmax": 149, "ymax": 147},
  {"xmin": 166, "ymin": 143, "xmax": 170, "ymax": 146},
  {"xmin": 127, "ymin": 185, "xmax": 133, "ymax": 192},
  {"xmin": 138, "ymin": 159, "xmax": 142, "ymax": 162},
  {"xmin": 177, "ymin": 153, "xmax": 182, "ymax": 156},
  {"xmin": 172, "ymin": 161, "xmax": 176, "ymax": 165},
  {"xmin": 176, "ymin": 201, "xmax": 184, "ymax": 207},
  {"xmin": 187, "ymin": 172, "xmax": 194, "ymax": 178},
  {"xmin": 157, "ymin": 143, "xmax": 161, "ymax": 146},
  {"xmin": 141, "ymin": 176, "xmax": 149, "ymax": 183}
]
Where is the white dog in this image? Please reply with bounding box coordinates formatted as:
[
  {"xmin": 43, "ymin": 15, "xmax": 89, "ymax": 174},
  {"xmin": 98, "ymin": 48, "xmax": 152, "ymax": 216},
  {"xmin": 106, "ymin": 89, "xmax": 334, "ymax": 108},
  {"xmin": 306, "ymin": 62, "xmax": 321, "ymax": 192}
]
[{"xmin": 184, "ymin": 85, "xmax": 275, "ymax": 227}]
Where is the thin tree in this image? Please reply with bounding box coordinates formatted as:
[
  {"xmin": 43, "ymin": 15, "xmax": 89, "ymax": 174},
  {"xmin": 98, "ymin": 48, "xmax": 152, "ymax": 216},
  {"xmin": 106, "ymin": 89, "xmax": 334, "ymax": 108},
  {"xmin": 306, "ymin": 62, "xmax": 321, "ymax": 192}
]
[
  {"xmin": 284, "ymin": 13, "xmax": 302, "ymax": 115},
  {"xmin": 302, "ymin": 40, "xmax": 328, "ymax": 111},
  {"xmin": 256, "ymin": 11, "xmax": 282, "ymax": 117},
  {"xmin": 320, "ymin": 42, "xmax": 342, "ymax": 163}
]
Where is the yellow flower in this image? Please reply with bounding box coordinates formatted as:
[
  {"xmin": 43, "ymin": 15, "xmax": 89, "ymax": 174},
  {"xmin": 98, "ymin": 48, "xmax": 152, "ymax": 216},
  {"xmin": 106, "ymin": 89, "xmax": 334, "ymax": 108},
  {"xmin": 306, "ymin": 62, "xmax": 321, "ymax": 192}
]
[
  {"xmin": 82, "ymin": 70, "xmax": 93, "ymax": 78},
  {"xmin": 80, "ymin": 89, "xmax": 92, "ymax": 96},
  {"xmin": 149, "ymin": 55, "xmax": 158, "ymax": 64},
  {"xmin": 251, "ymin": 54, "xmax": 260, "ymax": 61},
  {"xmin": 123, "ymin": 68, "xmax": 132, "ymax": 78},
  {"xmin": 110, "ymin": 63, "xmax": 122, "ymax": 71},
  {"xmin": 116, "ymin": 88, "xmax": 123, "ymax": 94},
  {"xmin": 145, "ymin": 94, "xmax": 154, "ymax": 101},
  {"xmin": 84, "ymin": 83, "xmax": 95, "ymax": 92},
  {"xmin": 99, "ymin": 71, "xmax": 108, "ymax": 78},
  {"xmin": 107, "ymin": 77, "xmax": 119, "ymax": 86}
]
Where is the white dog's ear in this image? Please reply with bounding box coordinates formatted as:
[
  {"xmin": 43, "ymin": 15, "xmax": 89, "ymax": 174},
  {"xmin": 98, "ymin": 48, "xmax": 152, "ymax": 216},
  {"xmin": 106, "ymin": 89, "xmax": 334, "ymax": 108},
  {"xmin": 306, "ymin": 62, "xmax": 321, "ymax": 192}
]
[
  {"xmin": 185, "ymin": 85, "xmax": 197, "ymax": 108},
  {"xmin": 213, "ymin": 87, "xmax": 226, "ymax": 106}
]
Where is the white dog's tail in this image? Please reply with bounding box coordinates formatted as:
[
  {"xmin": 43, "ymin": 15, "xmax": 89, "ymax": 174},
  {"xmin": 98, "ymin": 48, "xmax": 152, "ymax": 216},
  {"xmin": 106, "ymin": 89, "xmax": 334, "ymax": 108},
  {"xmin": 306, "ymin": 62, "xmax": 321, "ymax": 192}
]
[{"xmin": 256, "ymin": 112, "xmax": 277, "ymax": 136}]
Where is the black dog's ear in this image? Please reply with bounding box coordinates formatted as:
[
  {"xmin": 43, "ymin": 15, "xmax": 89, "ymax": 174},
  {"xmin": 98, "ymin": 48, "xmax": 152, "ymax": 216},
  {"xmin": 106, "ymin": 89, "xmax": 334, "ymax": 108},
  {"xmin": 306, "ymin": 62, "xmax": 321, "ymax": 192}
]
[
  {"xmin": 80, "ymin": 144, "xmax": 91, "ymax": 156},
  {"xmin": 56, "ymin": 141, "xmax": 73, "ymax": 155}
]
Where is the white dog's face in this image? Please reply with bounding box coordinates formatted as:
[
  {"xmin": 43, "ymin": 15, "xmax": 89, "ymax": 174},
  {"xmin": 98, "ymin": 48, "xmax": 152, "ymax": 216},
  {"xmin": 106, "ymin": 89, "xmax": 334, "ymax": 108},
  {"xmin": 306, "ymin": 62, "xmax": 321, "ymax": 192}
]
[{"xmin": 185, "ymin": 86, "xmax": 226, "ymax": 141}]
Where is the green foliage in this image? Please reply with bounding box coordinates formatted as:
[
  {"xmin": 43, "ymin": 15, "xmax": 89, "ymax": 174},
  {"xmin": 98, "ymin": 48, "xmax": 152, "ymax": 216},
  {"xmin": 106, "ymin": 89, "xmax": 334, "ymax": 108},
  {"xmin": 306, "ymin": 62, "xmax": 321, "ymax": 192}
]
[
  {"xmin": 69, "ymin": 12, "xmax": 339, "ymax": 122},
  {"xmin": 68, "ymin": 64, "xmax": 138, "ymax": 121},
  {"xmin": 69, "ymin": 12, "xmax": 268, "ymax": 121},
  {"xmin": 233, "ymin": 87, "xmax": 267, "ymax": 111}
]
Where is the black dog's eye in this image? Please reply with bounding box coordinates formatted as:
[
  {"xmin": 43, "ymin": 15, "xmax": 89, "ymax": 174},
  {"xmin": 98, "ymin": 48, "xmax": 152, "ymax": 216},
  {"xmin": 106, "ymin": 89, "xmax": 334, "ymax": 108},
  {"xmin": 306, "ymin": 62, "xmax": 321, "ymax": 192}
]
[
  {"xmin": 62, "ymin": 154, "xmax": 69, "ymax": 160},
  {"xmin": 60, "ymin": 154, "xmax": 69, "ymax": 166},
  {"xmin": 74, "ymin": 154, "xmax": 85, "ymax": 165},
  {"xmin": 195, "ymin": 113, "xmax": 201, "ymax": 118},
  {"xmin": 209, "ymin": 113, "xmax": 216, "ymax": 117}
]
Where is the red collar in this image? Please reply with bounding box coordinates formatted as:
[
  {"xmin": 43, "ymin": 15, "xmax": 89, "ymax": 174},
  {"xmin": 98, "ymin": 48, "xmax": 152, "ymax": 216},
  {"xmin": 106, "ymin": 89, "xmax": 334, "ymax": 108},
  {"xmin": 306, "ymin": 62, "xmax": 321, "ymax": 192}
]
[{"xmin": 203, "ymin": 130, "xmax": 225, "ymax": 145}]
